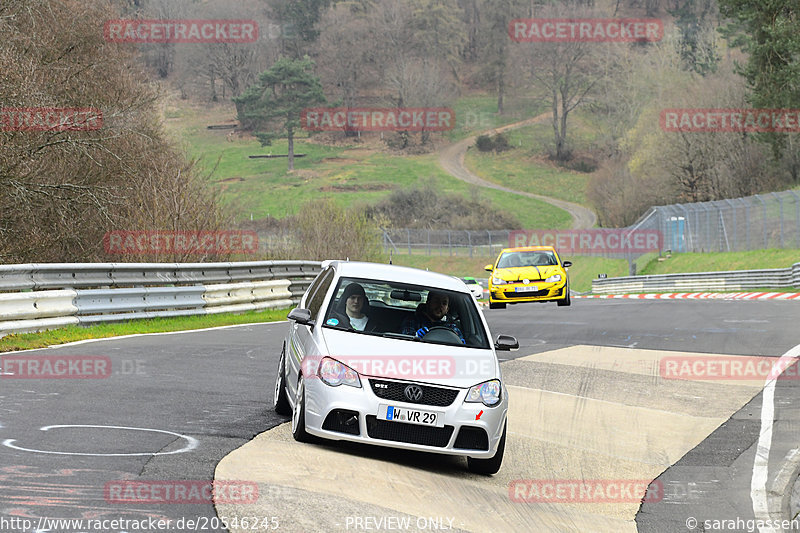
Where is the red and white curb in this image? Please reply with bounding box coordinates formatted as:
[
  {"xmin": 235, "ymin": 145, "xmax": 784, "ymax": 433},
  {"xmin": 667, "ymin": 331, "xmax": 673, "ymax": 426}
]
[{"xmin": 576, "ymin": 292, "xmax": 800, "ymax": 301}]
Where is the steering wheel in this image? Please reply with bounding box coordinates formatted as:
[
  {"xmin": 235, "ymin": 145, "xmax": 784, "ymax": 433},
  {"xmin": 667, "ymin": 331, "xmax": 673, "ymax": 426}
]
[{"xmin": 420, "ymin": 326, "xmax": 462, "ymax": 343}]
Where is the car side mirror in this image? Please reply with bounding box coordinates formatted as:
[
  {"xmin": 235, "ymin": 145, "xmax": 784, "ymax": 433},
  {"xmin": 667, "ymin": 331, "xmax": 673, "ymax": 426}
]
[
  {"xmin": 562, "ymin": 261, "xmax": 572, "ymax": 268},
  {"xmin": 288, "ymin": 308, "xmax": 315, "ymax": 327},
  {"xmin": 494, "ymin": 334, "xmax": 519, "ymax": 351},
  {"xmin": 484, "ymin": 264, "xmax": 494, "ymax": 272}
]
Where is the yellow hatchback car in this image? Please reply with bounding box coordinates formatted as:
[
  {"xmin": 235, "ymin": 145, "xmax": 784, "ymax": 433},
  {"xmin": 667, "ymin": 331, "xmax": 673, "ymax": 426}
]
[{"xmin": 485, "ymin": 246, "xmax": 572, "ymax": 309}]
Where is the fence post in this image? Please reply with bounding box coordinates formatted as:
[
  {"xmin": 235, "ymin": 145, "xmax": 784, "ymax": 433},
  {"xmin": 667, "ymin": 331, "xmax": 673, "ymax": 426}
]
[
  {"xmin": 790, "ymin": 190, "xmax": 800, "ymax": 248},
  {"xmin": 468, "ymin": 231, "xmax": 473, "ymax": 258},
  {"xmin": 742, "ymin": 198, "xmax": 750, "ymax": 250},
  {"xmin": 755, "ymin": 194, "xmax": 767, "ymax": 248},
  {"xmin": 427, "ymin": 229, "xmax": 431, "ymax": 256},
  {"xmin": 407, "ymin": 229, "xmax": 411, "ymax": 255},
  {"xmin": 725, "ymin": 199, "xmax": 736, "ymax": 251},
  {"xmin": 772, "ymin": 192, "xmax": 784, "ymax": 249}
]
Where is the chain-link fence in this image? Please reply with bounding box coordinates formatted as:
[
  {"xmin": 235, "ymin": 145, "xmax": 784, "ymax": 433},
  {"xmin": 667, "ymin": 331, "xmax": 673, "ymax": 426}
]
[
  {"xmin": 630, "ymin": 189, "xmax": 800, "ymax": 253},
  {"xmin": 381, "ymin": 229, "xmax": 511, "ymax": 258},
  {"xmin": 252, "ymin": 188, "xmax": 800, "ymax": 259}
]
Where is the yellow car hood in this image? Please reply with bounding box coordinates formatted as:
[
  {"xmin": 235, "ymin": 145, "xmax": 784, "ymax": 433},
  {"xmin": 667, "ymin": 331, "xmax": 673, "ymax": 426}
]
[{"xmin": 494, "ymin": 265, "xmax": 562, "ymax": 282}]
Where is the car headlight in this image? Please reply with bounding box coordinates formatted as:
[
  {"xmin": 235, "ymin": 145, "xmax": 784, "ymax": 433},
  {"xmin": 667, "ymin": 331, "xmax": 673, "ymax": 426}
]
[
  {"xmin": 545, "ymin": 274, "xmax": 562, "ymax": 283},
  {"xmin": 466, "ymin": 379, "xmax": 502, "ymax": 407},
  {"xmin": 318, "ymin": 357, "xmax": 361, "ymax": 388},
  {"xmin": 491, "ymin": 277, "xmax": 507, "ymax": 285}
]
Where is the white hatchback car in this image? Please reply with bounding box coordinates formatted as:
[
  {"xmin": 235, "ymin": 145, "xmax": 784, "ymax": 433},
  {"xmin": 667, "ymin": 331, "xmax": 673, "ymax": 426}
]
[{"xmin": 274, "ymin": 261, "xmax": 518, "ymax": 475}]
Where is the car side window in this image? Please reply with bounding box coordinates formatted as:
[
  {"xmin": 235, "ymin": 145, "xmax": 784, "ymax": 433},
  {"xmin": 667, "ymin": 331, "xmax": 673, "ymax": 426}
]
[{"xmin": 306, "ymin": 269, "xmax": 335, "ymax": 320}]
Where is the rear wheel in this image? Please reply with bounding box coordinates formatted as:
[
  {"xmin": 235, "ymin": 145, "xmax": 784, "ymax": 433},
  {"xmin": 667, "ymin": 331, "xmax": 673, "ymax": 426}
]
[
  {"xmin": 273, "ymin": 345, "xmax": 291, "ymax": 415},
  {"xmin": 489, "ymin": 301, "xmax": 506, "ymax": 309},
  {"xmin": 291, "ymin": 374, "xmax": 313, "ymax": 442},
  {"xmin": 467, "ymin": 421, "xmax": 506, "ymax": 475}
]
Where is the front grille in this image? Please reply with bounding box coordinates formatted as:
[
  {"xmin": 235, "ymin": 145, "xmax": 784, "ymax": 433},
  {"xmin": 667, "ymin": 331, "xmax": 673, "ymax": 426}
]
[
  {"xmin": 322, "ymin": 409, "xmax": 360, "ymax": 435},
  {"xmin": 454, "ymin": 426, "xmax": 489, "ymax": 450},
  {"xmin": 365, "ymin": 416, "xmax": 454, "ymax": 447},
  {"xmin": 504, "ymin": 289, "xmax": 551, "ymax": 298},
  {"xmin": 369, "ymin": 379, "xmax": 459, "ymax": 407}
]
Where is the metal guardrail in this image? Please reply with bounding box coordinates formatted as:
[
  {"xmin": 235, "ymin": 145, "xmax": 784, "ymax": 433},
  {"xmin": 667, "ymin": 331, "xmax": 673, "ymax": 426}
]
[
  {"xmin": 592, "ymin": 263, "xmax": 800, "ymax": 294},
  {"xmin": 0, "ymin": 261, "xmax": 321, "ymax": 291},
  {"xmin": 0, "ymin": 261, "xmax": 322, "ymax": 337}
]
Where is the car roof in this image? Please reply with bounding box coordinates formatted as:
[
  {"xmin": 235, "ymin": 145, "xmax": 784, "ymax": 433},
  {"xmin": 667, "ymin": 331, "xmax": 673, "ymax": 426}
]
[
  {"xmin": 326, "ymin": 261, "xmax": 469, "ymax": 293},
  {"xmin": 500, "ymin": 246, "xmax": 557, "ymax": 253}
]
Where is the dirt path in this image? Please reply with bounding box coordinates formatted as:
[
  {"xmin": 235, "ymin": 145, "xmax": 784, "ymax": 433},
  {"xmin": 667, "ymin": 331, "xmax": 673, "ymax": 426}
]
[{"xmin": 438, "ymin": 112, "xmax": 598, "ymax": 229}]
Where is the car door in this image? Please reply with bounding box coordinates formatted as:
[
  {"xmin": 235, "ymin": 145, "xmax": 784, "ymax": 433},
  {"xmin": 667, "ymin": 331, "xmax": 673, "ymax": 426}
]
[{"xmin": 285, "ymin": 267, "xmax": 335, "ymax": 401}]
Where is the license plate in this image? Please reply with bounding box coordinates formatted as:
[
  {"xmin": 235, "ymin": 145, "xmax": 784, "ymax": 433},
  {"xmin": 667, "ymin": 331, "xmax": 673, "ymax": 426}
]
[
  {"xmin": 378, "ymin": 405, "xmax": 444, "ymax": 427},
  {"xmin": 515, "ymin": 285, "xmax": 539, "ymax": 292}
]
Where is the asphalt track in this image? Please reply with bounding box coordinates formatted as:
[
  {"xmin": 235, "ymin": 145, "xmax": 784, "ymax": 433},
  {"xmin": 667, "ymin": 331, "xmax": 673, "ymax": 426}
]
[{"xmin": 0, "ymin": 299, "xmax": 798, "ymax": 533}]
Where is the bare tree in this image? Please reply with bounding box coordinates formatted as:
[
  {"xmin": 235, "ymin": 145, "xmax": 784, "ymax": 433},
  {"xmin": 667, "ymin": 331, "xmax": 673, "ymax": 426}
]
[{"xmin": 512, "ymin": 4, "xmax": 605, "ymax": 161}]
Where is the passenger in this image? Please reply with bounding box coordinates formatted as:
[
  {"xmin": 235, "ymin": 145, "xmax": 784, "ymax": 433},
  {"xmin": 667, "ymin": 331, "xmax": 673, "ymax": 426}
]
[
  {"xmin": 329, "ymin": 283, "xmax": 375, "ymax": 332},
  {"xmin": 401, "ymin": 290, "xmax": 465, "ymax": 343}
]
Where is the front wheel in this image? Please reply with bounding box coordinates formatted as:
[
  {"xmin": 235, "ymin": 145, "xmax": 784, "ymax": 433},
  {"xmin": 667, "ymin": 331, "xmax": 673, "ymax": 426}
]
[
  {"xmin": 557, "ymin": 285, "xmax": 571, "ymax": 307},
  {"xmin": 274, "ymin": 345, "xmax": 291, "ymax": 415},
  {"xmin": 291, "ymin": 374, "xmax": 313, "ymax": 442},
  {"xmin": 467, "ymin": 421, "xmax": 506, "ymax": 475}
]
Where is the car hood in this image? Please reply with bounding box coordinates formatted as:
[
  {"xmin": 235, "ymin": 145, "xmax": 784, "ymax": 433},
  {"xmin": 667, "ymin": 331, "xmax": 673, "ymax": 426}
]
[
  {"xmin": 320, "ymin": 328, "xmax": 499, "ymax": 388},
  {"xmin": 493, "ymin": 265, "xmax": 562, "ymax": 282}
]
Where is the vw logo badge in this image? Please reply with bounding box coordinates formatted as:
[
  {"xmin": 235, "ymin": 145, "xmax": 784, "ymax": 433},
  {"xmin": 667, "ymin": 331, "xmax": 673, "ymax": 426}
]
[
  {"xmin": 523, "ymin": 279, "xmax": 530, "ymax": 284},
  {"xmin": 404, "ymin": 385, "xmax": 423, "ymax": 402}
]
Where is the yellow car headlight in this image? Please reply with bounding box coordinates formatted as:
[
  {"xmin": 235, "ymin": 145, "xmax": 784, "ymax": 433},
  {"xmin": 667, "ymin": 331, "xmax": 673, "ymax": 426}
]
[{"xmin": 545, "ymin": 274, "xmax": 562, "ymax": 283}]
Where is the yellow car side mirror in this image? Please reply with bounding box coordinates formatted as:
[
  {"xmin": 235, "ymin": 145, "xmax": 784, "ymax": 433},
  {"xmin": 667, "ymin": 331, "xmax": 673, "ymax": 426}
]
[{"xmin": 484, "ymin": 264, "xmax": 494, "ymax": 272}]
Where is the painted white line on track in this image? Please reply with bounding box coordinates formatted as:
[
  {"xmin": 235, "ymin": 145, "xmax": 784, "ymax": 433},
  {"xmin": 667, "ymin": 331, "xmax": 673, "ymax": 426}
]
[
  {"xmin": 2, "ymin": 424, "xmax": 199, "ymax": 456},
  {"xmin": 751, "ymin": 343, "xmax": 800, "ymax": 532}
]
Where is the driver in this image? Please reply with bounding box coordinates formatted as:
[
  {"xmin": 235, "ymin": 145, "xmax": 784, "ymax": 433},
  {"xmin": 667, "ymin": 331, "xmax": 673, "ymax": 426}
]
[{"xmin": 401, "ymin": 290, "xmax": 465, "ymax": 344}]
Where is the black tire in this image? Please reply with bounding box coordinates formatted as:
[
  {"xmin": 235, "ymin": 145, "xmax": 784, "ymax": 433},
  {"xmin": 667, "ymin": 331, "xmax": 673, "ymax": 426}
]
[
  {"xmin": 489, "ymin": 301, "xmax": 506, "ymax": 309},
  {"xmin": 467, "ymin": 421, "xmax": 506, "ymax": 475},
  {"xmin": 273, "ymin": 345, "xmax": 291, "ymax": 416},
  {"xmin": 557, "ymin": 285, "xmax": 571, "ymax": 307},
  {"xmin": 291, "ymin": 374, "xmax": 313, "ymax": 442}
]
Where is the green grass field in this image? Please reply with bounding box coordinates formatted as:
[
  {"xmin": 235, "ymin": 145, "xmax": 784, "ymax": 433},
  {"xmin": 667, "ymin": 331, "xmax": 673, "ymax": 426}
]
[
  {"xmin": 164, "ymin": 97, "xmax": 573, "ymax": 228},
  {"xmin": 165, "ymin": 97, "xmax": 571, "ymax": 224},
  {"xmin": 0, "ymin": 308, "xmax": 289, "ymax": 353},
  {"xmin": 640, "ymin": 249, "xmax": 800, "ymax": 275},
  {"xmin": 464, "ymin": 123, "xmax": 594, "ymax": 207}
]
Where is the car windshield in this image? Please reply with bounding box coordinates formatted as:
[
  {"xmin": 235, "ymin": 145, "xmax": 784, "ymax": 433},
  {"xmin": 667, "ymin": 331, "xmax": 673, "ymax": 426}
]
[
  {"xmin": 322, "ymin": 277, "xmax": 490, "ymax": 349},
  {"xmin": 497, "ymin": 251, "xmax": 558, "ymax": 268}
]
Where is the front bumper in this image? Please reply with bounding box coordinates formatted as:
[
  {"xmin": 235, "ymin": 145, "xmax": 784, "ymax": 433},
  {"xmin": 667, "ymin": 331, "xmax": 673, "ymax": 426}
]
[
  {"xmin": 303, "ymin": 376, "xmax": 508, "ymax": 459},
  {"xmin": 489, "ymin": 280, "xmax": 566, "ymax": 303}
]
